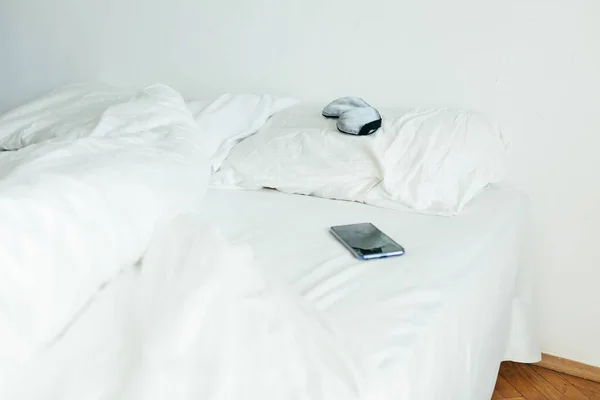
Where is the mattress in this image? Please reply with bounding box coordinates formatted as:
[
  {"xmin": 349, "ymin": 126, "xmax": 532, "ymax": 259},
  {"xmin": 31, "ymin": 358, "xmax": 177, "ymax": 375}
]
[{"xmin": 200, "ymin": 184, "xmax": 541, "ymax": 400}]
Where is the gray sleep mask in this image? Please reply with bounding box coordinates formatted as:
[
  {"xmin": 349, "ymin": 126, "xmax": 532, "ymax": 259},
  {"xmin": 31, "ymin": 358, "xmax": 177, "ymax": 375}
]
[
  {"xmin": 322, "ymin": 96, "xmax": 382, "ymax": 136},
  {"xmin": 337, "ymin": 107, "xmax": 382, "ymax": 136},
  {"xmin": 322, "ymin": 97, "xmax": 371, "ymax": 118}
]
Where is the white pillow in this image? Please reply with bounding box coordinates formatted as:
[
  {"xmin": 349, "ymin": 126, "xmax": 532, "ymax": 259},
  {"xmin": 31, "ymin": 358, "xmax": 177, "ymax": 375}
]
[
  {"xmin": 187, "ymin": 94, "xmax": 297, "ymax": 172},
  {"xmin": 211, "ymin": 104, "xmax": 508, "ymax": 215}
]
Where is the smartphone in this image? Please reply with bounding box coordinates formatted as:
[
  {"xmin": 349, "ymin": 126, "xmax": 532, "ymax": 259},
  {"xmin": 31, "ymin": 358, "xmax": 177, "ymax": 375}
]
[{"xmin": 330, "ymin": 223, "xmax": 405, "ymax": 260}]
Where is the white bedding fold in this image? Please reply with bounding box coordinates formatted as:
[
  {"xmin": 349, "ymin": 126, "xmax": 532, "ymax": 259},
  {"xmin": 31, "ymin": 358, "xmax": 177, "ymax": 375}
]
[
  {"xmin": 2, "ymin": 217, "xmax": 365, "ymax": 400},
  {"xmin": 0, "ymin": 84, "xmax": 210, "ymax": 373},
  {"xmin": 186, "ymin": 93, "xmax": 297, "ymax": 171}
]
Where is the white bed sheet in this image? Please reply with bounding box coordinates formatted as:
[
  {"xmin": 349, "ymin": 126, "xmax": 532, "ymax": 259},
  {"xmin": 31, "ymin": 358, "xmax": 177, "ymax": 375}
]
[{"xmin": 200, "ymin": 184, "xmax": 541, "ymax": 400}]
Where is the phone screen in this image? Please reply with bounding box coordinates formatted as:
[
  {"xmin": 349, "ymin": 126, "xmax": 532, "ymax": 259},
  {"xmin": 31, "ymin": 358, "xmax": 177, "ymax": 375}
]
[{"xmin": 330, "ymin": 223, "xmax": 405, "ymax": 260}]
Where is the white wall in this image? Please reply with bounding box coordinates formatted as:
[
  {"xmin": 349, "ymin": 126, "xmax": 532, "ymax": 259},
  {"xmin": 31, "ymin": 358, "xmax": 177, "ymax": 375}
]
[{"xmin": 2, "ymin": 0, "xmax": 600, "ymax": 366}]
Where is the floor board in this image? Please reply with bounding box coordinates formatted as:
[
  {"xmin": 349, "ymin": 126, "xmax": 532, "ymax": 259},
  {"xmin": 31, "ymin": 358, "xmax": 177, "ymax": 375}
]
[
  {"xmin": 530, "ymin": 365, "xmax": 589, "ymax": 400},
  {"xmin": 563, "ymin": 374, "xmax": 600, "ymax": 399},
  {"xmin": 495, "ymin": 374, "xmax": 522, "ymax": 398},
  {"xmin": 492, "ymin": 362, "xmax": 600, "ymax": 400}
]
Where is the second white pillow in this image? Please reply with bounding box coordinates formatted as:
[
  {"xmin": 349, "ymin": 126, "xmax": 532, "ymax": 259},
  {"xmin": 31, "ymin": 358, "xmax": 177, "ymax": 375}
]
[{"xmin": 211, "ymin": 104, "xmax": 508, "ymax": 216}]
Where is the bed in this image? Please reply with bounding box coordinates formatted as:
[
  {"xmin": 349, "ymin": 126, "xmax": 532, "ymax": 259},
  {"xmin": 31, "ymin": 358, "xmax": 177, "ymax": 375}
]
[
  {"xmin": 0, "ymin": 85, "xmax": 540, "ymax": 400},
  {"xmin": 199, "ymin": 185, "xmax": 540, "ymax": 399}
]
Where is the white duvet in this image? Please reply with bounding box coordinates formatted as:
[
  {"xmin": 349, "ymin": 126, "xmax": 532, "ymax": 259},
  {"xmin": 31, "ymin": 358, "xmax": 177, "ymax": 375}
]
[
  {"xmin": 0, "ymin": 85, "xmax": 210, "ymax": 367},
  {"xmin": 0, "ymin": 85, "xmax": 365, "ymax": 399}
]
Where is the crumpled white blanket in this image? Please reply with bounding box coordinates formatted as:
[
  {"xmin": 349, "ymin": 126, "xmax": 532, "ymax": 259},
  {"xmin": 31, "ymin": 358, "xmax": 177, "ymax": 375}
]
[
  {"xmin": 0, "ymin": 84, "xmax": 211, "ymax": 371},
  {"xmin": 3, "ymin": 216, "xmax": 364, "ymax": 400},
  {"xmin": 0, "ymin": 84, "xmax": 366, "ymax": 400}
]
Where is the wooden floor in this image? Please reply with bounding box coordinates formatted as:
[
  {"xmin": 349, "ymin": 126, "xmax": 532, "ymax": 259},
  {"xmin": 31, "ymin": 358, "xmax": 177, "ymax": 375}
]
[{"xmin": 493, "ymin": 362, "xmax": 600, "ymax": 399}]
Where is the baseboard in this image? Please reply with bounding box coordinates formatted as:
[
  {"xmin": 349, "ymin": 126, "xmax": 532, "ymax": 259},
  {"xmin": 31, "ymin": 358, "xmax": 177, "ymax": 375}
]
[{"xmin": 534, "ymin": 353, "xmax": 600, "ymax": 383}]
